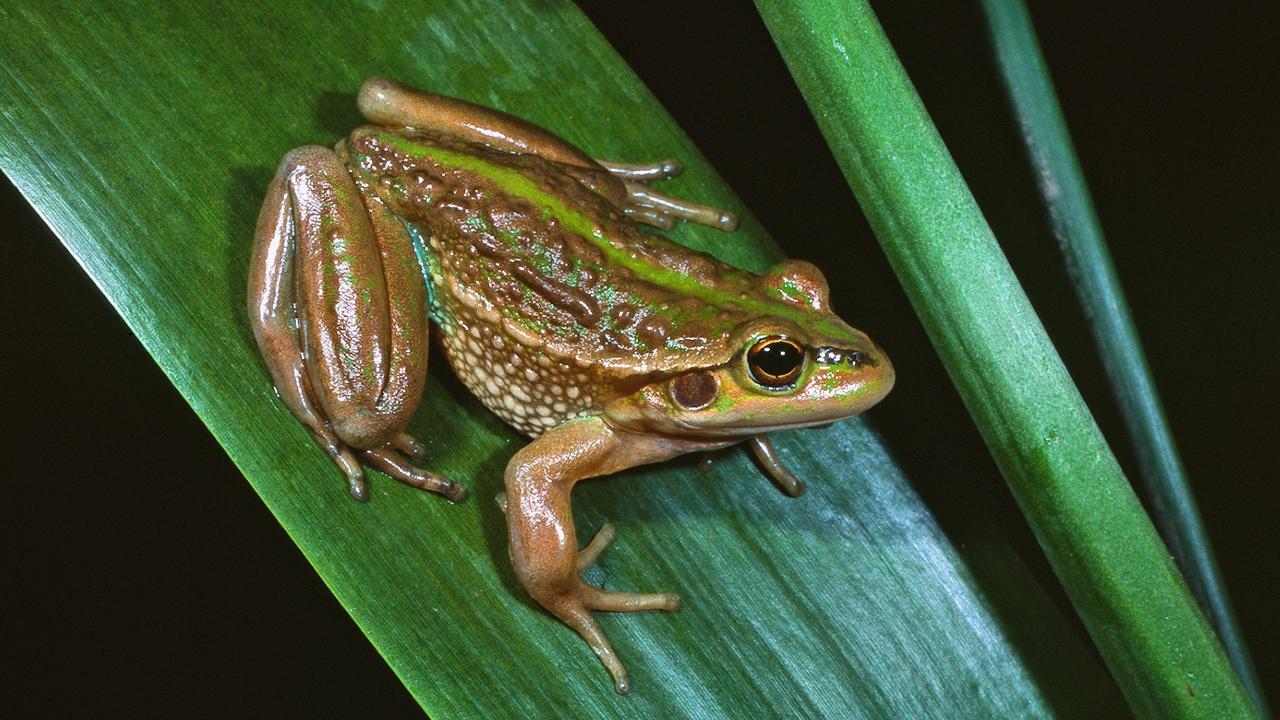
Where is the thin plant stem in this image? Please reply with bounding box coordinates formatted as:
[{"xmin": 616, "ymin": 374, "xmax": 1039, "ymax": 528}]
[
  {"xmin": 755, "ymin": 1, "xmax": 1258, "ymax": 717},
  {"xmin": 980, "ymin": 1, "xmax": 1268, "ymax": 713}
]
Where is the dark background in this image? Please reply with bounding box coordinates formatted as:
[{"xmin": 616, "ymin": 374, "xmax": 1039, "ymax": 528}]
[{"xmin": 3, "ymin": 2, "xmax": 1275, "ymax": 717}]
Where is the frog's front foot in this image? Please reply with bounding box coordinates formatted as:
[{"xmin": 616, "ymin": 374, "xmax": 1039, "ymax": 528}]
[
  {"xmin": 597, "ymin": 158, "xmax": 738, "ymax": 232},
  {"xmin": 577, "ymin": 523, "xmax": 681, "ymax": 611},
  {"xmin": 539, "ymin": 577, "xmax": 680, "ymax": 695},
  {"xmin": 361, "ymin": 442, "xmax": 467, "ymax": 502},
  {"xmin": 535, "ymin": 522, "xmax": 680, "ymax": 695},
  {"xmin": 506, "ymin": 417, "xmax": 689, "ymax": 693}
]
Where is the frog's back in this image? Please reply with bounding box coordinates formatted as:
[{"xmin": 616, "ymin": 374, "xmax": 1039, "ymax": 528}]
[{"xmin": 342, "ymin": 126, "xmax": 787, "ymax": 434}]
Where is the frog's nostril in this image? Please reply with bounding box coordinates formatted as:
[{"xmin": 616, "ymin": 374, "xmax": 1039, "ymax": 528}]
[{"xmin": 847, "ymin": 351, "xmax": 865, "ymax": 367}]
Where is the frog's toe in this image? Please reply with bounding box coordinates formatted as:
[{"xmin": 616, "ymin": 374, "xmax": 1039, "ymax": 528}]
[
  {"xmin": 392, "ymin": 432, "xmax": 428, "ymax": 462},
  {"xmin": 550, "ymin": 582, "xmax": 677, "ymax": 694},
  {"xmin": 576, "ymin": 525, "xmax": 680, "ymax": 609},
  {"xmin": 576, "ymin": 522, "xmax": 617, "ymax": 572},
  {"xmin": 584, "ymin": 587, "xmax": 681, "ymax": 613},
  {"xmin": 321, "ymin": 443, "xmax": 371, "ymax": 502},
  {"xmin": 623, "ymin": 205, "xmax": 675, "ymax": 229},
  {"xmin": 348, "ymin": 475, "xmax": 370, "ymax": 502},
  {"xmin": 360, "ymin": 446, "xmax": 467, "ymax": 502},
  {"xmin": 621, "ymin": 180, "xmax": 738, "ymax": 231},
  {"xmin": 596, "ymin": 158, "xmax": 683, "ymax": 182},
  {"xmin": 748, "ymin": 435, "xmax": 807, "ymax": 497},
  {"xmin": 547, "ymin": 596, "xmax": 632, "ymax": 694}
]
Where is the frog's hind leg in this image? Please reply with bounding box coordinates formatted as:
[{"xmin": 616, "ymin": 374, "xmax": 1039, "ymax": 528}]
[
  {"xmin": 248, "ymin": 146, "xmax": 464, "ymax": 502},
  {"xmin": 597, "ymin": 158, "xmax": 738, "ymax": 232},
  {"xmin": 358, "ymin": 76, "xmax": 600, "ymax": 171},
  {"xmin": 358, "ymin": 77, "xmax": 736, "ymax": 233}
]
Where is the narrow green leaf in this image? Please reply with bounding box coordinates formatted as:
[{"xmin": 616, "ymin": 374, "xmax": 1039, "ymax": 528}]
[
  {"xmin": 2, "ymin": 1, "xmax": 1120, "ymax": 717},
  {"xmin": 979, "ymin": 1, "xmax": 1268, "ymax": 714},
  {"xmin": 754, "ymin": 1, "xmax": 1256, "ymax": 718}
]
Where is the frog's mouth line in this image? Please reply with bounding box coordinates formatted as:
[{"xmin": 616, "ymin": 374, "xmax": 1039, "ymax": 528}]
[{"xmin": 663, "ymin": 416, "xmax": 859, "ymax": 437}]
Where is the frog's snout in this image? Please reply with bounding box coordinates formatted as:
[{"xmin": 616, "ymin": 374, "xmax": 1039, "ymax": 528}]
[
  {"xmin": 823, "ymin": 336, "xmax": 895, "ymax": 412},
  {"xmin": 865, "ymin": 344, "xmax": 896, "ymax": 405}
]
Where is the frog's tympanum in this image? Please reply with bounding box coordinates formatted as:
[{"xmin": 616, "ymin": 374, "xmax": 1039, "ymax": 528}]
[{"xmin": 248, "ymin": 77, "xmax": 894, "ymax": 693}]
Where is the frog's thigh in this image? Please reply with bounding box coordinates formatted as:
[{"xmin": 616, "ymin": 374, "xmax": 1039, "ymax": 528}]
[
  {"xmin": 357, "ymin": 76, "xmax": 598, "ymax": 170},
  {"xmin": 505, "ymin": 417, "xmax": 682, "ymax": 693},
  {"xmin": 253, "ymin": 147, "xmax": 455, "ymax": 500},
  {"xmin": 249, "ymin": 148, "xmax": 366, "ymax": 495},
  {"xmin": 282, "ymin": 146, "xmax": 430, "ymax": 451}
]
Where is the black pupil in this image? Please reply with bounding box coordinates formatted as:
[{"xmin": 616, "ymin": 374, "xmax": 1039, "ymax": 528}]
[{"xmin": 754, "ymin": 341, "xmax": 802, "ymax": 379}]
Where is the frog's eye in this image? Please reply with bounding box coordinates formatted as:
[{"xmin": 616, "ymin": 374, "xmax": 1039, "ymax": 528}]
[{"xmin": 746, "ymin": 336, "xmax": 806, "ymax": 388}]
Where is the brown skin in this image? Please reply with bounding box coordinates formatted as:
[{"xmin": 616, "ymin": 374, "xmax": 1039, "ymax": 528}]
[{"xmin": 248, "ymin": 77, "xmax": 894, "ymax": 693}]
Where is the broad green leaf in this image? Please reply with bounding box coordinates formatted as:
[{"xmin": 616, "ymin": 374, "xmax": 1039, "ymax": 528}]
[{"xmin": 1, "ymin": 1, "xmax": 1121, "ymax": 717}]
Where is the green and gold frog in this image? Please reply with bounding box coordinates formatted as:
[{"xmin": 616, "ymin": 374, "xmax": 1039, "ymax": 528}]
[{"xmin": 248, "ymin": 77, "xmax": 894, "ymax": 693}]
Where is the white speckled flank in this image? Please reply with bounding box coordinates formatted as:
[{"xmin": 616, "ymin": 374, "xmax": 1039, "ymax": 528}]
[{"xmin": 437, "ymin": 284, "xmax": 596, "ymax": 437}]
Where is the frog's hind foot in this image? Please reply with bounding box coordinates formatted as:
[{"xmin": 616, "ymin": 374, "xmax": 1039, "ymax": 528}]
[
  {"xmin": 362, "ymin": 444, "xmax": 468, "ymax": 503},
  {"xmin": 597, "ymin": 158, "xmax": 738, "ymax": 232},
  {"xmin": 312, "ymin": 435, "xmax": 465, "ymax": 503}
]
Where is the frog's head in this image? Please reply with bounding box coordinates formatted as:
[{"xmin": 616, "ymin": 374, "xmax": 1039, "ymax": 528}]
[{"xmin": 604, "ymin": 260, "xmax": 894, "ymax": 439}]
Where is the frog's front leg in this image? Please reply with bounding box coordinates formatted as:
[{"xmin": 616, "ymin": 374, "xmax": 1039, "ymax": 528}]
[
  {"xmin": 748, "ymin": 435, "xmax": 807, "ymax": 497},
  {"xmin": 506, "ymin": 416, "xmax": 706, "ymax": 694},
  {"xmin": 248, "ymin": 146, "xmax": 464, "ymax": 502}
]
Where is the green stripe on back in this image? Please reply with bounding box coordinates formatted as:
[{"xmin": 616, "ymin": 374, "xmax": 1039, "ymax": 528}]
[{"xmin": 376, "ymin": 133, "xmax": 847, "ymax": 337}]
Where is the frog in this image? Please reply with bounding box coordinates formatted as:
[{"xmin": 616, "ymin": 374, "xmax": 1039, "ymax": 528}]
[{"xmin": 247, "ymin": 77, "xmax": 895, "ymax": 694}]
